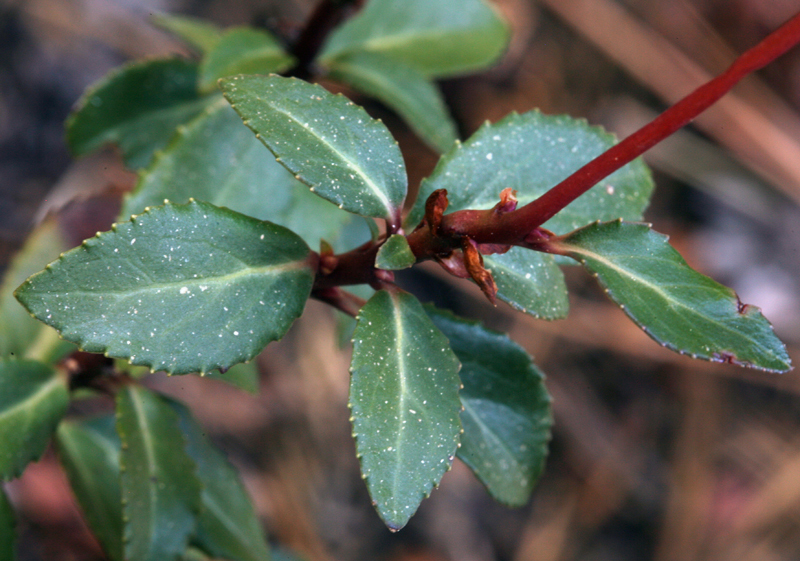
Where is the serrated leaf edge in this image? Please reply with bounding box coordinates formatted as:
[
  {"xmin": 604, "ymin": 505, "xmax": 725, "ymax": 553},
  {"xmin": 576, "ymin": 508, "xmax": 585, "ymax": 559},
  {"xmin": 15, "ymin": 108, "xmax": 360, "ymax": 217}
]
[
  {"xmin": 347, "ymin": 292, "xmax": 462, "ymax": 530},
  {"xmin": 15, "ymin": 200, "xmax": 314, "ymax": 376},
  {"xmin": 222, "ymin": 75, "xmax": 406, "ymax": 221},
  {"xmin": 560, "ymin": 219, "xmax": 791, "ymax": 373}
]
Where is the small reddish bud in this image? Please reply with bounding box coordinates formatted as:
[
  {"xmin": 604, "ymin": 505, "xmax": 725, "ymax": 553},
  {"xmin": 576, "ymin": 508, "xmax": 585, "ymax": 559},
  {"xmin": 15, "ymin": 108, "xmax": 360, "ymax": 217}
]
[
  {"xmin": 424, "ymin": 189, "xmax": 449, "ymax": 236},
  {"xmin": 462, "ymin": 238, "xmax": 498, "ymax": 304},
  {"xmin": 493, "ymin": 188, "xmax": 518, "ymax": 214},
  {"xmin": 319, "ymin": 243, "xmax": 339, "ymax": 275}
]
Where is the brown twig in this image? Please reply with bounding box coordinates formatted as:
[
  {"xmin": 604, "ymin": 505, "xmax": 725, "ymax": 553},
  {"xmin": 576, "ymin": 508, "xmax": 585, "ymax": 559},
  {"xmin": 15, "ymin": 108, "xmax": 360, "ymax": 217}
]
[{"xmin": 288, "ymin": 0, "xmax": 367, "ymax": 79}]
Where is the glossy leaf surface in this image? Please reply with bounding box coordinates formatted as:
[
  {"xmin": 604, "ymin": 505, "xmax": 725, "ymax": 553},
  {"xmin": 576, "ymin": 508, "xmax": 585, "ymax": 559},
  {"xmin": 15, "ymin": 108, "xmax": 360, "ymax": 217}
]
[
  {"xmin": 427, "ymin": 307, "xmax": 552, "ymax": 506},
  {"xmin": 409, "ymin": 110, "xmax": 654, "ymax": 232},
  {"xmin": 221, "ymin": 75, "xmax": 407, "ymax": 222},
  {"xmin": 151, "ymin": 13, "xmax": 221, "ymax": 53},
  {"xmin": 320, "ymin": 0, "xmax": 509, "ymax": 77},
  {"xmin": 171, "ymin": 400, "xmax": 271, "ymax": 561},
  {"xmin": 66, "ymin": 58, "xmax": 215, "ymax": 169},
  {"xmin": 350, "ymin": 290, "xmax": 461, "ymax": 530},
  {"xmin": 0, "ymin": 359, "xmax": 68, "ymax": 480},
  {"xmin": 16, "ymin": 201, "xmax": 314, "ymax": 374},
  {"xmin": 326, "ymin": 51, "xmax": 457, "ymax": 153},
  {"xmin": 407, "ymin": 111, "xmax": 654, "ymax": 315},
  {"xmin": 553, "ymin": 221, "xmax": 791, "ymax": 372},
  {"xmin": 116, "ymin": 386, "xmax": 201, "ymax": 561},
  {"xmin": 0, "ymin": 486, "xmax": 15, "ymax": 560},
  {"xmin": 375, "ymin": 234, "xmax": 416, "ymax": 270},
  {"xmin": 0, "ymin": 218, "xmax": 72, "ymax": 362},
  {"xmin": 120, "ymin": 101, "xmax": 352, "ymax": 246},
  {"xmin": 57, "ymin": 415, "xmax": 123, "ymax": 561},
  {"xmin": 485, "ymin": 248, "xmax": 568, "ymax": 319},
  {"xmin": 199, "ymin": 27, "xmax": 294, "ymax": 91}
]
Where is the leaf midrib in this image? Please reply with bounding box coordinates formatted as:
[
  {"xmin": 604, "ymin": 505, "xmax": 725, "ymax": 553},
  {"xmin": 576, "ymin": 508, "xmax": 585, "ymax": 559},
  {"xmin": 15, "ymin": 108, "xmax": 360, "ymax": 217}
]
[
  {"xmin": 461, "ymin": 399, "xmax": 521, "ymax": 471},
  {"xmin": 0, "ymin": 373, "xmax": 62, "ymax": 425},
  {"xmin": 265, "ymin": 100, "xmax": 395, "ymax": 217},
  {"xmin": 564, "ymin": 241, "xmax": 776, "ymax": 354},
  {"xmin": 202, "ymin": 489, "xmax": 259, "ymax": 558},
  {"xmin": 330, "ymin": 24, "xmax": 493, "ymax": 63},
  {"xmin": 127, "ymin": 390, "xmax": 160, "ymax": 551},
  {"xmin": 37, "ymin": 259, "xmax": 308, "ymax": 299},
  {"xmin": 390, "ymin": 292, "xmax": 409, "ymax": 509}
]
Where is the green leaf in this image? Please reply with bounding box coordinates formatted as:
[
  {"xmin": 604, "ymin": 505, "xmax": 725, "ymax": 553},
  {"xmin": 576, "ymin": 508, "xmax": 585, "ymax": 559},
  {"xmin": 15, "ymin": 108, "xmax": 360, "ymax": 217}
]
[
  {"xmin": 116, "ymin": 385, "xmax": 202, "ymax": 561},
  {"xmin": 325, "ymin": 51, "xmax": 458, "ymax": 153},
  {"xmin": 553, "ymin": 221, "xmax": 791, "ymax": 372},
  {"xmin": 409, "ymin": 110, "xmax": 654, "ymax": 232},
  {"xmin": 66, "ymin": 58, "xmax": 216, "ymax": 169},
  {"xmin": 220, "ymin": 75, "xmax": 407, "ymax": 222},
  {"xmin": 485, "ymin": 248, "xmax": 568, "ymax": 319},
  {"xmin": 16, "ymin": 200, "xmax": 315, "ymax": 375},
  {"xmin": 170, "ymin": 400, "xmax": 271, "ymax": 561},
  {"xmin": 0, "ymin": 486, "xmax": 15, "ymax": 561},
  {"xmin": 199, "ymin": 27, "xmax": 294, "ymax": 92},
  {"xmin": 151, "ymin": 13, "xmax": 222, "ymax": 54},
  {"xmin": 205, "ymin": 361, "xmax": 259, "ymax": 394},
  {"xmin": 319, "ymin": 0, "xmax": 509, "ymax": 78},
  {"xmin": 350, "ymin": 290, "xmax": 461, "ymax": 530},
  {"xmin": 0, "ymin": 218, "xmax": 73, "ymax": 362},
  {"xmin": 120, "ymin": 100, "xmax": 352, "ymax": 247},
  {"xmin": 407, "ymin": 111, "xmax": 654, "ymax": 316},
  {"xmin": 0, "ymin": 359, "xmax": 69, "ymax": 480},
  {"xmin": 375, "ymin": 235, "xmax": 416, "ymax": 270},
  {"xmin": 426, "ymin": 307, "xmax": 552, "ymax": 506},
  {"xmin": 56, "ymin": 415, "xmax": 124, "ymax": 561}
]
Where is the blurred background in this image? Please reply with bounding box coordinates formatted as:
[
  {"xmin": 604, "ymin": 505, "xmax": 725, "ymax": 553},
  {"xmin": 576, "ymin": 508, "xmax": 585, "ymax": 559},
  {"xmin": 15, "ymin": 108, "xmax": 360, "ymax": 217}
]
[{"xmin": 3, "ymin": 0, "xmax": 800, "ymax": 559}]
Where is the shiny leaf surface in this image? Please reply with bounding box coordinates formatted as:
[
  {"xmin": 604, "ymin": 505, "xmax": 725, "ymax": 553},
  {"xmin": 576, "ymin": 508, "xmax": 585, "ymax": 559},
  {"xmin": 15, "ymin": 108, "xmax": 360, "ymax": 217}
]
[
  {"xmin": 427, "ymin": 307, "xmax": 552, "ymax": 505},
  {"xmin": 553, "ymin": 221, "xmax": 791, "ymax": 372},
  {"xmin": 409, "ymin": 110, "xmax": 654, "ymax": 232},
  {"xmin": 350, "ymin": 290, "xmax": 461, "ymax": 530},
  {"xmin": 326, "ymin": 51, "xmax": 457, "ymax": 153},
  {"xmin": 375, "ymin": 234, "xmax": 416, "ymax": 270},
  {"xmin": 484, "ymin": 248, "xmax": 568, "ymax": 319},
  {"xmin": 408, "ymin": 111, "xmax": 654, "ymax": 314},
  {"xmin": 16, "ymin": 201, "xmax": 314, "ymax": 374},
  {"xmin": 120, "ymin": 101, "xmax": 352, "ymax": 247},
  {"xmin": 221, "ymin": 75, "xmax": 407, "ymax": 222}
]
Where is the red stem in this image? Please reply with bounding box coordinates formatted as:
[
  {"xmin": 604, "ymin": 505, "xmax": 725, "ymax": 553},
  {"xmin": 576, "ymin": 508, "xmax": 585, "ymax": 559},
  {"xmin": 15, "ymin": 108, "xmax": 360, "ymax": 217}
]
[
  {"xmin": 317, "ymin": 10, "xmax": 800, "ymax": 288},
  {"xmin": 438, "ymin": 10, "xmax": 800, "ymax": 243}
]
